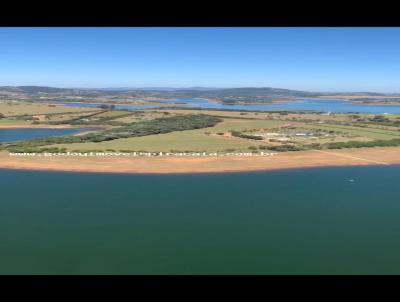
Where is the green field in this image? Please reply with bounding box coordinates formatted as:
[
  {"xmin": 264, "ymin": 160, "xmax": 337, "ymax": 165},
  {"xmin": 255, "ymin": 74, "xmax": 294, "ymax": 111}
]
[
  {"xmin": 0, "ymin": 101, "xmax": 98, "ymax": 117},
  {"xmin": 0, "ymin": 119, "xmax": 31, "ymax": 126},
  {"xmin": 48, "ymin": 118, "xmax": 286, "ymax": 152}
]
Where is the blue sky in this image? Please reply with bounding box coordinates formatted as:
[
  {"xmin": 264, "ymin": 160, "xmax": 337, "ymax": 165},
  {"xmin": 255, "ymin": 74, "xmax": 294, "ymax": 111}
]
[{"xmin": 1, "ymin": 27, "xmax": 400, "ymax": 92}]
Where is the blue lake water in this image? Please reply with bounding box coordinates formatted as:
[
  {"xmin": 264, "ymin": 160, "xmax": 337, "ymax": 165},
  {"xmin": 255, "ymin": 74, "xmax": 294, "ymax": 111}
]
[
  {"xmin": 1, "ymin": 165, "xmax": 400, "ymax": 274},
  {"xmin": 0, "ymin": 128, "xmax": 92, "ymax": 142},
  {"xmin": 61, "ymin": 98, "xmax": 400, "ymax": 114}
]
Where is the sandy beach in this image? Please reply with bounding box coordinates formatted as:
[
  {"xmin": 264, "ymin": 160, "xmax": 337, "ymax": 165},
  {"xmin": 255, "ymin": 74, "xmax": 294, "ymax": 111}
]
[{"xmin": 0, "ymin": 147, "xmax": 399, "ymax": 174}]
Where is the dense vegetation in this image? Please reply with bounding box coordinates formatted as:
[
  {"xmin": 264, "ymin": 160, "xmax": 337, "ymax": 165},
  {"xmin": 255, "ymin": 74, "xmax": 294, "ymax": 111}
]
[
  {"xmin": 323, "ymin": 138, "xmax": 400, "ymax": 149},
  {"xmin": 266, "ymin": 145, "xmax": 304, "ymax": 151},
  {"xmin": 254, "ymin": 138, "xmax": 400, "ymax": 152},
  {"xmin": 231, "ymin": 130, "xmax": 263, "ymax": 140},
  {"xmin": 98, "ymin": 104, "xmax": 116, "ymax": 110}
]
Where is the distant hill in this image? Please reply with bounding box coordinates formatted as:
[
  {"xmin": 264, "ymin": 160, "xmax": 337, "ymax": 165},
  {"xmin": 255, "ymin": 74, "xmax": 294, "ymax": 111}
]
[
  {"xmin": 0, "ymin": 86, "xmax": 79, "ymax": 95},
  {"xmin": 0, "ymin": 86, "xmax": 396, "ymax": 104},
  {"xmin": 157, "ymin": 87, "xmax": 320, "ymax": 98}
]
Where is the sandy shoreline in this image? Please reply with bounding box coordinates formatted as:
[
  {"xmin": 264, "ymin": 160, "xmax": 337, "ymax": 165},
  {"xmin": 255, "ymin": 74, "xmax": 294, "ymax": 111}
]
[{"xmin": 0, "ymin": 147, "xmax": 399, "ymax": 174}]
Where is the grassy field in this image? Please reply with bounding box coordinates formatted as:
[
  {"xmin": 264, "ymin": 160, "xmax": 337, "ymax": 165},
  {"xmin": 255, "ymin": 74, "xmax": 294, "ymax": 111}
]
[
  {"xmin": 47, "ymin": 118, "xmax": 286, "ymax": 152},
  {"xmin": 0, "ymin": 101, "xmax": 99, "ymax": 117},
  {"xmin": 0, "ymin": 119, "xmax": 31, "ymax": 126}
]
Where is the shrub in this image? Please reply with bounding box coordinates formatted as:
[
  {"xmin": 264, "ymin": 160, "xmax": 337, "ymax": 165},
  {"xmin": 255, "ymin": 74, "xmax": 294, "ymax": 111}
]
[
  {"xmin": 266, "ymin": 145, "xmax": 304, "ymax": 152},
  {"xmin": 231, "ymin": 131, "xmax": 263, "ymax": 140}
]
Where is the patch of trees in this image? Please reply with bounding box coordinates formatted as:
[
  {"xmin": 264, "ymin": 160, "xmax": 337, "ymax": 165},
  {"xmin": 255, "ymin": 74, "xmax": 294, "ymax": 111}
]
[
  {"xmin": 98, "ymin": 104, "xmax": 116, "ymax": 110},
  {"xmin": 303, "ymin": 143, "xmax": 322, "ymax": 150},
  {"xmin": 14, "ymin": 115, "xmax": 39, "ymax": 121},
  {"xmin": 266, "ymin": 145, "xmax": 304, "ymax": 152},
  {"xmin": 323, "ymin": 138, "xmax": 400, "ymax": 149},
  {"xmin": 231, "ymin": 131, "xmax": 263, "ymax": 140}
]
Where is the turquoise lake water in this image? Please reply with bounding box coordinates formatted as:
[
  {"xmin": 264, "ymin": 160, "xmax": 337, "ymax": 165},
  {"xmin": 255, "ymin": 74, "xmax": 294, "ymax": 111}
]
[
  {"xmin": 0, "ymin": 128, "xmax": 94, "ymax": 142},
  {"xmin": 1, "ymin": 166, "xmax": 400, "ymax": 275},
  {"xmin": 62, "ymin": 98, "xmax": 400, "ymax": 114}
]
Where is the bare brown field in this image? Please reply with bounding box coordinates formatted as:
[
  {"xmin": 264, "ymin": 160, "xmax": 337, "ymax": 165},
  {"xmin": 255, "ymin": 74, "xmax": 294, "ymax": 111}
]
[{"xmin": 0, "ymin": 147, "xmax": 399, "ymax": 174}]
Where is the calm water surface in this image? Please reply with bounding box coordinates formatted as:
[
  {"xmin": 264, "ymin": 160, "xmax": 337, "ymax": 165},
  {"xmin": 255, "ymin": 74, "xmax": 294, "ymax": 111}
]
[
  {"xmin": 0, "ymin": 128, "xmax": 95, "ymax": 142},
  {"xmin": 62, "ymin": 98, "xmax": 400, "ymax": 114},
  {"xmin": 0, "ymin": 166, "xmax": 399, "ymax": 274}
]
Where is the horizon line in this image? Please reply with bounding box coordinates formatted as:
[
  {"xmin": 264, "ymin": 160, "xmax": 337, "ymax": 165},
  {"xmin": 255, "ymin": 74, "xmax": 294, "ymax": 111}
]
[{"xmin": 1, "ymin": 84, "xmax": 399, "ymax": 94}]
